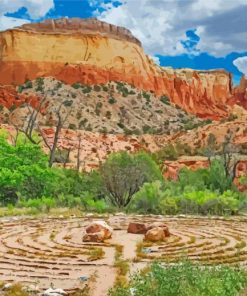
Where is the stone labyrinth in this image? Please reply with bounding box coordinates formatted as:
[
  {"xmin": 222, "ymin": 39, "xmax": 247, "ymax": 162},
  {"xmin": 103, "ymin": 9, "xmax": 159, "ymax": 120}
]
[{"xmin": 0, "ymin": 215, "xmax": 247, "ymax": 295}]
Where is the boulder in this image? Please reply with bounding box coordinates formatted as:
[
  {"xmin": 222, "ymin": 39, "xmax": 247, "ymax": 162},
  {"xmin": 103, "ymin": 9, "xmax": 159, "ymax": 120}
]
[
  {"xmin": 82, "ymin": 231, "xmax": 105, "ymax": 243},
  {"xmin": 3, "ymin": 283, "xmax": 13, "ymax": 290},
  {"xmin": 146, "ymin": 222, "xmax": 170, "ymax": 237},
  {"xmin": 144, "ymin": 227, "xmax": 167, "ymax": 242},
  {"xmin": 127, "ymin": 222, "xmax": 147, "ymax": 234},
  {"xmin": 84, "ymin": 220, "xmax": 113, "ymax": 242},
  {"xmin": 42, "ymin": 287, "xmax": 67, "ymax": 296}
]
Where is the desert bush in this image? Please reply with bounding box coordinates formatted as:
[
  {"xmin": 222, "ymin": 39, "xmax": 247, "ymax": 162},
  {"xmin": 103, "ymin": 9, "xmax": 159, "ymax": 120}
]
[
  {"xmin": 18, "ymin": 196, "xmax": 56, "ymax": 212},
  {"xmin": 108, "ymin": 97, "xmax": 117, "ymax": 104},
  {"xmin": 129, "ymin": 181, "xmax": 165, "ymax": 214},
  {"xmin": 160, "ymin": 95, "xmax": 170, "ymax": 105},
  {"xmin": 100, "ymin": 151, "xmax": 162, "ymax": 208},
  {"xmin": 109, "ymin": 261, "xmax": 247, "ymax": 296}
]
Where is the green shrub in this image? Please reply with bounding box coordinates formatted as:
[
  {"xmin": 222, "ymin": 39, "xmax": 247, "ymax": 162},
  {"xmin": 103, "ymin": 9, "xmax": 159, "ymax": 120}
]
[
  {"xmin": 18, "ymin": 197, "xmax": 56, "ymax": 212},
  {"xmin": 82, "ymin": 85, "xmax": 92, "ymax": 93},
  {"xmin": 72, "ymin": 82, "xmax": 81, "ymax": 89},
  {"xmin": 160, "ymin": 95, "xmax": 170, "ymax": 105},
  {"xmin": 93, "ymin": 85, "xmax": 101, "ymax": 92},
  {"xmin": 95, "ymin": 102, "xmax": 103, "ymax": 116},
  {"xmin": 108, "ymin": 97, "xmax": 117, "ymax": 104},
  {"xmin": 100, "ymin": 151, "xmax": 162, "ymax": 208},
  {"xmin": 130, "ymin": 181, "xmax": 165, "ymax": 214},
  {"xmin": 35, "ymin": 77, "xmax": 44, "ymax": 92},
  {"xmin": 109, "ymin": 261, "xmax": 247, "ymax": 296}
]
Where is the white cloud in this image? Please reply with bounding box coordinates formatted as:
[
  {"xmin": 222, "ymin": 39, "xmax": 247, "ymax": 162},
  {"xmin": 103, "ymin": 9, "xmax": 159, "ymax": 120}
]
[
  {"xmin": 95, "ymin": 0, "xmax": 247, "ymax": 57},
  {"xmin": 0, "ymin": 15, "xmax": 30, "ymax": 31},
  {"xmin": 0, "ymin": 0, "xmax": 54, "ymax": 31},
  {"xmin": 233, "ymin": 56, "xmax": 247, "ymax": 76},
  {"xmin": 149, "ymin": 55, "xmax": 160, "ymax": 65}
]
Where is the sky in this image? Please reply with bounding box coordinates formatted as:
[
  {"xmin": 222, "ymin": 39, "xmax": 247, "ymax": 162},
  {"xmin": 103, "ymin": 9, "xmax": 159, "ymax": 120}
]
[{"xmin": 0, "ymin": 0, "xmax": 247, "ymax": 85}]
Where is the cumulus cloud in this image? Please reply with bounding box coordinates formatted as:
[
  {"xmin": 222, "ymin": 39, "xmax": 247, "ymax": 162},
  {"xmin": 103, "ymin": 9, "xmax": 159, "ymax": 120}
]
[
  {"xmin": 0, "ymin": 15, "xmax": 30, "ymax": 31},
  {"xmin": 94, "ymin": 0, "xmax": 247, "ymax": 57},
  {"xmin": 233, "ymin": 56, "xmax": 247, "ymax": 76},
  {"xmin": 149, "ymin": 55, "xmax": 160, "ymax": 65},
  {"xmin": 0, "ymin": 0, "xmax": 54, "ymax": 31}
]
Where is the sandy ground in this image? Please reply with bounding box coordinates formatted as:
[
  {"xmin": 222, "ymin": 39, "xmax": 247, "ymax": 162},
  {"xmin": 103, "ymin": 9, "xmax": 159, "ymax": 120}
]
[{"xmin": 0, "ymin": 215, "xmax": 246, "ymax": 295}]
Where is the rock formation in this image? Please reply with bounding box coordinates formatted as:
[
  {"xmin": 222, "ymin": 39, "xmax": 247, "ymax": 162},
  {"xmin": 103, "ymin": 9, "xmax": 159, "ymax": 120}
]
[
  {"xmin": 0, "ymin": 18, "xmax": 243, "ymax": 120},
  {"xmin": 83, "ymin": 220, "xmax": 113, "ymax": 242}
]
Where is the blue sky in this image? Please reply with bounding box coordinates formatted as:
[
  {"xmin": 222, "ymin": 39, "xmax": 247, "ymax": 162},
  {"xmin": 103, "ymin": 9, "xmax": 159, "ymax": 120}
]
[{"xmin": 1, "ymin": 0, "xmax": 247, "ymax": 85}]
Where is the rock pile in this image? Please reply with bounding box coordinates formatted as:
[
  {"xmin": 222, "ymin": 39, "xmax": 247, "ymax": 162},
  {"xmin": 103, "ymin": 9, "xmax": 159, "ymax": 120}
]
[{"xmin": 127, "ymin": 221, "xmax": 170, "ymax": 242}]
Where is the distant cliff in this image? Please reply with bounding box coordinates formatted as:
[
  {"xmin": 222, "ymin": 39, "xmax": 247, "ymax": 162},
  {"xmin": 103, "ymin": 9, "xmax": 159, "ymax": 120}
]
[{"xmin": 0, "ymin": 18, "xmax": 244, "ymax": 119}]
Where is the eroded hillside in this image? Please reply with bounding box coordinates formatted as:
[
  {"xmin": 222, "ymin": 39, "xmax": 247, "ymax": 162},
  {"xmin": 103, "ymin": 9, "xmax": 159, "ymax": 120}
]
[{"xmin": 0, "ymin": 18, "xmax": 246, "ymax": 120}]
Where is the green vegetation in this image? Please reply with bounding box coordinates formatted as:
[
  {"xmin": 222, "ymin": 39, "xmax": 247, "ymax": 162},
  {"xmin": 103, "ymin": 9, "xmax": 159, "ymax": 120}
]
[
  {"xmin": 153, "ymin": 142, "xmax": 192, "ymax": 161},
  {"xmin": 108, "ymin": 97, "xmax": 117, "ymax": 104},
  {"xmin": 160, "ymin": 95, "xmax": 170, "ymax": 105},
  {"xmin": 0, "ymin": 130, "xmax": 104, "ymax": 211},
  {"xmin": 100, "ymin": 151, "xmax": 162, "ymax": 208},
  {"xmin": 17, "ymin": 80, "xmax": 33, "ymax": 93},
  {"xmin": 182, "ymin": 117, "xmax": 212, "ymax": 130},
  {"xmin": 71, "ymin": 82, "xmax": 92, "ymax": 93},
  {"xmin": 130, "ymin": 159, "xmax": 246, "ymax": 215},
  {"xmin": 109, "ymin": 261, "xmax": 247, "ymax": 296},
  {"xmin": 116, "ymin": 82, "xmax": 135, "ymax": 97},
  {"xmin": 0, "ymin": 128, "xmax": 245, "ymax": 216}
]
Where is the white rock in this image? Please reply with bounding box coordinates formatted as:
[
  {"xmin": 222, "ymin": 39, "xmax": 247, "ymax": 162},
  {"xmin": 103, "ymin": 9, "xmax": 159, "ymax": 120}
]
[
  {"xmin": 23, "ymin": 284, "xmax": 39, "ymax": 292},
  {"xmin": 3, "ymin": 283, "xmax": 13, "ymax": 290},
  {"xmin": 43, "ymin": 288, "xmax": 67, "ymax": 296}
]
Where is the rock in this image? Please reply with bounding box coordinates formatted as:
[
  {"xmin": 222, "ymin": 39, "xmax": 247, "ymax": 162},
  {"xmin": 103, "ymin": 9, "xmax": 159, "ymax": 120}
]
[
  {"xmin": 144, "ymin": 227, "xmax": 167, "ymax": 242},
  {"xmin": 127, "ymin": 222, "xmax": 147, "ymax": 234},
  {"xmin": 0, "ymin": 18, "xmax": 240, "ymax": 121},
  {"xmin": 115, "ymin": 212, "xmax": 126, "ymax": 216},
  {"xmin": 146, "ymin": 222, "xmax": 170, "ymax": 237},
  {"xmin": 85, "ymin": 220, "xmax": 112, "ymax": 239},
  {"xmin": 3, "ymin": 283, "xmax": 13, "ymax": 290},
  {"xmin": 79, "ymin": 276, "xmax": 89, "ymax": 282},
  {"xmin": 42, "ymin": 287, "xmax": 67, "ymax": 296},
  {"xmin": 82, "ymin": 231, "xmax": 105, "ymax": 243},
  {"xmin": 22, "ymin": 284, "xmax": 39, "ymax": 292}
]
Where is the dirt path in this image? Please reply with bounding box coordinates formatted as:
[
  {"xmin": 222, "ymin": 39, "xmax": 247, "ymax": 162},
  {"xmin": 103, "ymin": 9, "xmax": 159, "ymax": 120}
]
[{"xmin": 0, "ymin": 215, "xmax": 246, "ymax": 295}]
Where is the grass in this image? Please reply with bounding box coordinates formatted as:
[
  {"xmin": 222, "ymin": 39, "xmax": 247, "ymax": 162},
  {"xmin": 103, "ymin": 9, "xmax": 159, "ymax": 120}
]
[
  {"xmin": 3, "ymin": 284, "xmax": 29, "ymax": 296},
  {"xmin": 109, "ymin": 260, "xmax": 247, "ymax": 296},
  {"xmin": 235, "ymin": 241, "xmax": 247, "ymax": 249},
  {"xmin": 112, "ymin": 244, "xmax": 130, "ymax": 288},
  {"xmin": 0, "ymin": 207, "xmax": 91, "ymax": 218},
  {"xmin": 87, "ymin": 247, "xmax": 105, "ymax": 261}
]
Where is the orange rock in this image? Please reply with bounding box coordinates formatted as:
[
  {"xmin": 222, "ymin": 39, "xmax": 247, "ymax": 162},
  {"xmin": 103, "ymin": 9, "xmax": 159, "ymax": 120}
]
[
  {"xmin": 85, "ymin": 220, "xmax": 112, "ymax": 240},
  {"xmin": 144, "ymin": 227, "xmax": 167, "ymax": 242},
  {"xmin": 82, "ymin": 231, "xmax": 105, "ymax": 243},
  {"xmin": 146, "ymin": 222, "xmax": 170, "ymax": 237},
  {"xmin": 0, "ymin": 18, "xmax": 242, "ymax": 120},
  {"xmin": 0, "ymin": 86, "xmax": 40, "ymax": 110},
  {"xmin": 127, "ymin": 222, "xmax": 147, "ymax": 234}
]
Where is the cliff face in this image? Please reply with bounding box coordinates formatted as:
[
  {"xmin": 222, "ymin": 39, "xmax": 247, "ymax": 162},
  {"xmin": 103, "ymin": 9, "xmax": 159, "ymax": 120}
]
[
  {"xmin": 0, "ymin": 18, "xmax": 241, "ymax": 119},
  {"xmin": 229, "ymin": 75, "xmax": 247, "ymax": 110}
]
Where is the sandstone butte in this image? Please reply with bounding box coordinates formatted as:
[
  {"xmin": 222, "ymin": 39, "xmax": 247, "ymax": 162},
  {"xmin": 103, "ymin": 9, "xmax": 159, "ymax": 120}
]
[{"xmin": 0, "ymin": 17, "xmax": 246, "ymax": 120}]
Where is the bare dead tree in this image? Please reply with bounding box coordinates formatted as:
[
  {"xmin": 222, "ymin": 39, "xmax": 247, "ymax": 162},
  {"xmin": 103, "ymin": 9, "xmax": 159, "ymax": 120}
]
[
  {"xmin": 39, "ymin": 101, "xmax": 73, "ymax": 167},
  {"xmin": 9, "ymin": 86, "xmax": 74, "ymax": 168},
  {"xmin": 220, "ymin": 130, "xmax": 240, "ymax": 181},
  {"xmin": 10, "ymin": 97, "xmax": 47, "ymax": 145},
  {"xmin": 203, "ymin": 133, "xmax": 218, "ymax": 164},
  {"xmin": 63, "ymin": 147, "xmax": 72, "ymax": 168}
]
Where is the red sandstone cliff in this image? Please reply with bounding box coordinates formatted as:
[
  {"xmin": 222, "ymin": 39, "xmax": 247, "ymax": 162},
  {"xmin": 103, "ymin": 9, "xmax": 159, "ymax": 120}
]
[{"xmin": 0, "ymin": 18, "xmax": 242, "ymax": 120}]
